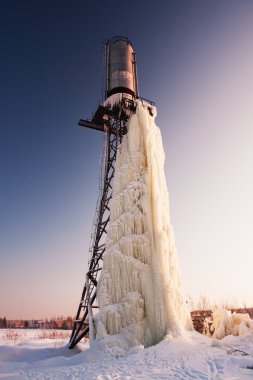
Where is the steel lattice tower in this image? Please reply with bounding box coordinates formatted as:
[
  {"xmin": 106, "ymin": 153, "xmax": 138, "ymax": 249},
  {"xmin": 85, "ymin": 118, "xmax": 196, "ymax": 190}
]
[{"xmin": 69, "ymin": 37, "xmax": 139, "ymax": 348}]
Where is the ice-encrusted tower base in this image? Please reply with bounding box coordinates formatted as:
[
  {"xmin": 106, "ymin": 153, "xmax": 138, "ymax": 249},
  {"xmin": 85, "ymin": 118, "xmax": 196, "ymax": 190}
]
[
  {"xmin": 95, "ymin": 100, "xmax": 192, "ymax": 348},
  {"xmin": 69, "ymin": 36, "xmax": 192, "ymax": 350}
]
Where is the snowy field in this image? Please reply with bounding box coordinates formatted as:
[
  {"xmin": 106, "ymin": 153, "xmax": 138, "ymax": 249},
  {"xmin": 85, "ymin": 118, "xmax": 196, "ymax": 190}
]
[{"xmin": 1, "ymin": 328, "xmax": 253, "ymax": 379}]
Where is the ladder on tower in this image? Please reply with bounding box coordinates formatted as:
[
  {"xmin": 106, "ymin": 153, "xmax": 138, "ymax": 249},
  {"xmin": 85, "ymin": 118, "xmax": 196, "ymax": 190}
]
[{"xmin": 68, "ymin": 104, "xmax": 127, "ymax": 348}]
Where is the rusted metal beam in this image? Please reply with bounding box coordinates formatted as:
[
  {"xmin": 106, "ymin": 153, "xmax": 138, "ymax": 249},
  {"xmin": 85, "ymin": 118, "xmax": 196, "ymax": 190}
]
[{"xmin": 78, "ymin": 119, "xmax": 104, "ymax": 132}]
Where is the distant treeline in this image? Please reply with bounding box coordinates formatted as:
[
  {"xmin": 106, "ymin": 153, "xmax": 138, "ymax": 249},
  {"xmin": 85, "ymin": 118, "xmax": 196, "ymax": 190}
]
[
  {"xmin": 0, "ymin": 316, "xmax": 73, "ymax": 330},
  {"xmin": 0, "ymin": 318, "xmax": 7, "ymax": 328}
]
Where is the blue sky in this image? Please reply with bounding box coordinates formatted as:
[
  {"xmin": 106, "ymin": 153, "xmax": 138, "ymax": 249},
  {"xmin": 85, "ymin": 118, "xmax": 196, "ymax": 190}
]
[{"xmin": 1, "ymin": 0, "xmax": 253, "ymax": 319}]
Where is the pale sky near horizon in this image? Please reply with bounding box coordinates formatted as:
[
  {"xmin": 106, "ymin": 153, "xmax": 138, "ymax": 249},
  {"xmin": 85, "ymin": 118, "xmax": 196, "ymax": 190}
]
[{"xmin": 1, "ymin": 0, "xmax": 253, "ymax": 319}]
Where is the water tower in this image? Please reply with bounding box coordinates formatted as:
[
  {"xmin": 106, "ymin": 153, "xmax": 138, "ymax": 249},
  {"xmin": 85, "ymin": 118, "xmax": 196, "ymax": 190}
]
[{"xmin": 69, "ymin": 36, "xmax": 153, "ymax": 349}]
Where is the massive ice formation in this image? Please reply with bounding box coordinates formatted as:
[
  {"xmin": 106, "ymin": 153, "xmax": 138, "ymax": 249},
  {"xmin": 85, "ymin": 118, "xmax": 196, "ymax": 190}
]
[{"xmin": 96, "ymin": 100, "xmax": 192, "ymax": 347}]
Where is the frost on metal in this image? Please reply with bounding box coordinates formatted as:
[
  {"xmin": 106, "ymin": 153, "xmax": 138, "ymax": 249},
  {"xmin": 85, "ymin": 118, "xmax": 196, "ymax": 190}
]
[
  {"xmin": 96, "ymin": 100, "xmax": 192, "ymax": 348},
  {"xmin": 103, "ymin": 93, "xmax": 124, "ymax": 108}
]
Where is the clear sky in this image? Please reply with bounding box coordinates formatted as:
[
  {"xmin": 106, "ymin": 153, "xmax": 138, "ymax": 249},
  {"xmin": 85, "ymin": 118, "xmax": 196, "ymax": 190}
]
[{"xmin": 1, "ymin": 0, "xmax": 253, "ymax": 319}]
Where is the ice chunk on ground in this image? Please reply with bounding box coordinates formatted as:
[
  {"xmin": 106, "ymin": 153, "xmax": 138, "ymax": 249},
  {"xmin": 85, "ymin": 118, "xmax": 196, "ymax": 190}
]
[{"xmin": 211, "ymin": 309, "xmax": 253, "ymax": 339}]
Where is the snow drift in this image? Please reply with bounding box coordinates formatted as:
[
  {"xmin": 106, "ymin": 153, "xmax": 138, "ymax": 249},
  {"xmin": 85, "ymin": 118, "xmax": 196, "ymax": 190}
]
[
  {"xmin": 2, "ymin": 328, "xmax": 253, "ymax": 379},
  {"xmin": 96, "ymin": 100, "xmax": 192, "ymax": 348}
]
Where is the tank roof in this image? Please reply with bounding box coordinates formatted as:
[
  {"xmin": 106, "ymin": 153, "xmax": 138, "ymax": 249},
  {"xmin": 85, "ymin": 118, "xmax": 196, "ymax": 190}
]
[{"xmin": 107, "ymin": 35, "xmax": 133, "ymax": 48}]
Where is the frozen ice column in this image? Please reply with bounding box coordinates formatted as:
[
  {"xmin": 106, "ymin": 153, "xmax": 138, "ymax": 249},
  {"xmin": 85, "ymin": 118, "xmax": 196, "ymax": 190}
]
[{"xmin": 96, "ymin": 100, "xmax": 192, "ymax": 347}]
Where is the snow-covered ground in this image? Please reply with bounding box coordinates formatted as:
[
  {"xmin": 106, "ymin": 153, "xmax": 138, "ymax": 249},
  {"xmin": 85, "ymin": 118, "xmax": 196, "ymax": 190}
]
[{"xmin": 1, "ymin": 328, "xmax": 253, "ymax": 379}]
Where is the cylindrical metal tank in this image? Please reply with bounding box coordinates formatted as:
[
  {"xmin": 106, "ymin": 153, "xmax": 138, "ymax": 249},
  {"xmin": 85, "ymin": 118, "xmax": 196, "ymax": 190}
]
[{"xmin": 106, "ymin": 36, "xmax": 137, "ymax": 98}]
